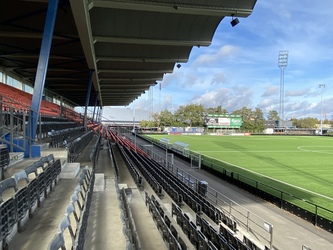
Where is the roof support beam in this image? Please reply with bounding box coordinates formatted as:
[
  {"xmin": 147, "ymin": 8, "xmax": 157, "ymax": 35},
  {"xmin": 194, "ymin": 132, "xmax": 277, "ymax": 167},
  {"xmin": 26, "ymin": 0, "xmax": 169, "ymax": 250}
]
[
  {"xmin": 98, "ymin": 69, "xmax": 172, "ymax": 74},
  {"xmin": 100, "ymin": 92, "xmax": 145, "ymax": 95},
  {"xmin": 100, "ymin": 86, "xmax": 154, "ymax": 90},
  {"xmin": 1, "ymin": 54, "xmax": 84, "ymax": 60},
  {"xmin": 96, "ymin": 57, "xmax": 187, "ymax": 63},
  {"xmin": 93, "ymin": 36, "xmax": 210, "ymax": 47},
  {"xmin": 70, "ymin": 0, "xmax": 101, "ymax": 104},
  {"xmin": 0, "ymin": 31, "xmax": 78, "ymax": 40},
  {"xmin": 99, "ymin": 78, "xmax": 161, "ymax": 82},
  {"xmin": 88, "ymin": 1, "xmax": 254, "ymax": 17}
]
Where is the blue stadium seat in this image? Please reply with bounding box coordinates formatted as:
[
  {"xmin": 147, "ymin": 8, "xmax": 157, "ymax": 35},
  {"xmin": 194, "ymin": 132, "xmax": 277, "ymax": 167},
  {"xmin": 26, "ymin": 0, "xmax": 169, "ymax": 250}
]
[
  {"xmin": 12, "ymin": 170, "xmax": 29, "ymax": 188},
  {"xmin": 65, "ymin": 201, "xmax": 80, "ymax": 226},
  {"xmin": 58, "ymin": 215, "xmax": 75, "ymax": 247},
  {"xmin": 0, "ymin": 177, "xmax": 17, "ymax": 202},
  {"xmin": 27, "ymin": 178, "xmax": 39, "ymax": 216},
  {"xmin": 0, "ymin": 197, "xmax": 17, "ymax": 247},
  {"xmin": 47, "ymin": 232, "xmax": 65, "ymax": 250},
  {"xmin": 15, "ymin": 186, "xmax": 29, "ymax": 232}
]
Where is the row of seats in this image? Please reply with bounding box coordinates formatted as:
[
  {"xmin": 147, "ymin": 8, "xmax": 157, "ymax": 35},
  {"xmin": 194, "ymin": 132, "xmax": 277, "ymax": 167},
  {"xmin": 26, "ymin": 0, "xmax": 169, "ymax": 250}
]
[
  {"xmin": 124, "ymin": 145, "xmax": 230, "ymax": 227},
  {"xmin": 172, "ymin": 202, "xmax": 255, "ymax": 250},
  {"xmin": 111, "ymin": 139, "xmax": 186, "ymax": 249},
  {"xmin": 47, "ymin": 166, "xmax": 95, "ymax": 250},
  {"xmin": 117, "ymin": 144, "xmax": 143, "ymax": 188},
  {"xmin": 40, "ymin": 121, "xmax": 79, "ymax": 140},
  {"xmin": 0, "ymin": 154, "xmax": 61, "ymax": 248},
  {"xmin": 67, "ymin": 131, "xmax": 94, "ymax": 163},
  {"xmin": 0, "ymin": 82, "xmax": 89, "ymax": 124},
  {"xmin": 0, "ymin": 83, "xmax": 31, "ymax": 112},
  {"xmin": 145, "ymin": 192, "xmax": 185, "ymax": 250},
  {"xmin": 106, "ymin": 129, "xmax": 150, "ymax": 158},
  {"xmin": 108, "ymin": 144, "xmax": 138, "ymax": 249},
  {"xmin": 108, "ymin": 140, "xmax": 119, "ymax": 177},
  {"xmin": 139, "ymin": 139, "xmax": 269, "ymax": 250},
  {"xmin": 89, "ymin": 135, "xmax": 101, "ymax": 167},
  {"xmin": 49, "ymin": 126, "xmax": 84, "ymax": 148},
  {"xmin": 172, "ymin": 202, "xmax": 217, "ymax": 250},
  {"xmin": 0, "ymin": 84, "xmax": 60, "ymax": 118},
  {"xmin": 0, "ymin": 102, "xmax": 80, "ymax": 136},
  {"xmin": 114, "ymin": 137, "xmax": 270, "ymax": 250},
  {"xmin": 119, "ymin": 187, "xmax": 141, "ymax": 250},
  {"xmin": 123, "ymin": 145, "xmax": 163, "ymax": 197}
]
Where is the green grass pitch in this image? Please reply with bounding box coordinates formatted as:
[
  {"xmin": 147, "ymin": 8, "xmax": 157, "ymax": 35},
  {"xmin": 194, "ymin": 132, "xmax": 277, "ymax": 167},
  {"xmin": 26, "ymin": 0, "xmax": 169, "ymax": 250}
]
[{"xmin": 147, "ymin": 134, "xmax": 333, "ymax": 218}]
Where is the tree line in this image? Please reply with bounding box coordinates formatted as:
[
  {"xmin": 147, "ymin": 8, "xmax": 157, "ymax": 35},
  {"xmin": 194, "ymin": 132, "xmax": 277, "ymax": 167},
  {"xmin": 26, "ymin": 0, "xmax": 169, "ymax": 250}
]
[{"xmin": 139, "ymin": 104, "xmax": 332, "ymax": 130}]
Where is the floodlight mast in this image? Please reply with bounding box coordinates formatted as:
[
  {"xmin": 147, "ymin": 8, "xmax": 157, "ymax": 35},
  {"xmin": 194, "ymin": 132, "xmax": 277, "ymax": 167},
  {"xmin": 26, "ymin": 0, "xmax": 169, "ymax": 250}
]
[
  {"xmin": 319, "ymin": 84, "xmax": 325, "ymax": 135},
  {"xmin": 278, "ymin": 51, "xmax": 288, "ymax": 127}
]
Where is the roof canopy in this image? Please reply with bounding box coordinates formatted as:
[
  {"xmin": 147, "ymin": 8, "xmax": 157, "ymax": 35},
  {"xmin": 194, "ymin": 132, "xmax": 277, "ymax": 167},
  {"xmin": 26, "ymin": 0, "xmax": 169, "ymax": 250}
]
[{"xmin": 0, "ymin": 0, "xmax": 257, "ymax": 107}]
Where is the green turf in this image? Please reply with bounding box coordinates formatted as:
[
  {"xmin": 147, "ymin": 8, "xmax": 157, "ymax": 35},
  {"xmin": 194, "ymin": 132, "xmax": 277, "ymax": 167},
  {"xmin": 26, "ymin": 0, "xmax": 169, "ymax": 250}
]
[{"xmin": 147, "ymin": 134, "xmax": 333, "ymax": 219}]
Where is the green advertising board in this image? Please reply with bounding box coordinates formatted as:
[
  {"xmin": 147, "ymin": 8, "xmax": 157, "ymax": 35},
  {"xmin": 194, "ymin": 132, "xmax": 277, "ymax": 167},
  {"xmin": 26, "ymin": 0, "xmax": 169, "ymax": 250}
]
[{"xmin": 204, "ymin": 114, "xmax": 242, "ymax": 128}]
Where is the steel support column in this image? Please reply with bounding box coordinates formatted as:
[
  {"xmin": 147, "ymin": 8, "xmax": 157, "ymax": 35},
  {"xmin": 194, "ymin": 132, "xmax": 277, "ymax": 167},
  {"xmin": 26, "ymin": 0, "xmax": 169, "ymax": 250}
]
[
  {"xmin": 92, "ymin": 93, "xmax": 99, "ymax": 123},
  {"xmin": 28, "ymin": 0, "xmax": 58, "ymax": 152},
  {"xmin": 83, "ymin": 69, "xmax": 94, "ymax": 130}
]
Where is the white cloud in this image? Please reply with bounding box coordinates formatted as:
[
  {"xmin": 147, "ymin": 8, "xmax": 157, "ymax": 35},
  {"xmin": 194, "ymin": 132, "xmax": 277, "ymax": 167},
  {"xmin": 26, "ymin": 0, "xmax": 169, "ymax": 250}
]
[
  {"xmin": 262, "ymin": 86, "xmax": 279, "ymax": 97},
  {"xmin": 189, "ymin": 85, "xmax": 253, "ymax": 112},
  {"xmin": 192, "ymin": 45, "xmax": 241, "ymax": 68},
  {"xmin": 129, "ymin": 0, "xmax": 333, "ymax": 120},
  {"xmin": 285, "ymin": 88, "xmax": 310, "ymax": 97}
]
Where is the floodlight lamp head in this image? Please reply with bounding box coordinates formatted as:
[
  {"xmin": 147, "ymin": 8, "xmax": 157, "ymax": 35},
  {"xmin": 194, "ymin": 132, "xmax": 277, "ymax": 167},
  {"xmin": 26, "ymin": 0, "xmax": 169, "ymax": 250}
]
[{"xmin": 230, "ymin": 15, "xmax": 239, "ymax": 27}]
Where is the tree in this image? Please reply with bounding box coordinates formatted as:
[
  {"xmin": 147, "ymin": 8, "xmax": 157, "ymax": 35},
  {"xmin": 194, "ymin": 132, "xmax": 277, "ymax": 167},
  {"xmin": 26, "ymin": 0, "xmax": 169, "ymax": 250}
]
[
  {"xmin": 205, "ymin": 105, "xmax": 228, "ymax": 115},
  {"xmin": 174, "ymin": 104, "xmax": 205, "ymax": 127},
  {"xmin": 139, "ymin": 120, "xmax": 157, "ymax": 127},
  {"xmin": 253, "ymin": 107, "xmax": 266, "ymax": 131},
  {"xmin": 291, "ymin": 117, "xmax": 298, "ymax": 127},
  {"xmin": 293, "ymin": 117, "xmax": 318, "ymax": 128},
  {"xmin": 232, "ymin": 107, "xmax": 265, "ymax": 132},
  {"xmin": 157, "ymin": 109, "xmax": 174, "ymax": 127},
  {"xmin": 267, "ymin": 110, "xmax": 280, "ymax": 121}
]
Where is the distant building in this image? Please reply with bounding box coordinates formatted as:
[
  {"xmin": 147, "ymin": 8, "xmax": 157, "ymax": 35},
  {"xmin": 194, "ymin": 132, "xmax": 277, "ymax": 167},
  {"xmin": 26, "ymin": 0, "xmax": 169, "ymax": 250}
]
[{"xmin": 101, "ymin": 107, "xmax": 151, "ymax": 126}]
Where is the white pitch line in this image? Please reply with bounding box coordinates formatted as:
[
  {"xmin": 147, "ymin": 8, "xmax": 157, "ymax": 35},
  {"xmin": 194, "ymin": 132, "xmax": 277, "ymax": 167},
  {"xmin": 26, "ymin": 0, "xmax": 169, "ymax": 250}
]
[
  {"xmin": 199, "ymin": 150, "xmax": 304, "ymax": 153},
  {"xmin": 193, "ymin": 150, "xmax": 333, "ymax": 201}
]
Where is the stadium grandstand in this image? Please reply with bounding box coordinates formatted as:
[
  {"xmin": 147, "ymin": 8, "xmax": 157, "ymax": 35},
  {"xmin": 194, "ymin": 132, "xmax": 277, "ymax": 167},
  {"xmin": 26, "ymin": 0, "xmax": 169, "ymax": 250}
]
[{"xmin": 0, "ymin": 1, "xmax": 332, "ymax": 250}]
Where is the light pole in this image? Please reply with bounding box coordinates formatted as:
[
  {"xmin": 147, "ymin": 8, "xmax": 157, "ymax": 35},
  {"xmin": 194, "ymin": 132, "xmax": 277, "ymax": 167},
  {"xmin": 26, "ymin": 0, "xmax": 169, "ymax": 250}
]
[
  {"xmin": 278, "ymin": 51, "xmax": 288, "ymax": 127},
  {"xmin": 319, "ymin": 84, "xmax": 325, "ymax": 135},
  {"xmin": 132, "ymin": 104, "xmax": 137, "ymax": 151}
]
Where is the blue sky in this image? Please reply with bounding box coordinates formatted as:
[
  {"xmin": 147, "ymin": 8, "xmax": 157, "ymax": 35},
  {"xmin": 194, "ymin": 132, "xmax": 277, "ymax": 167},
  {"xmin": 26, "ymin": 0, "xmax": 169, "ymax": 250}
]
[{"xmin": 124, "ymin": 0, "xmax": 333, "ymax": 121}]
